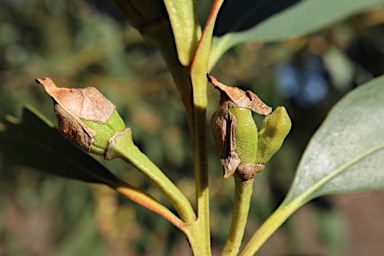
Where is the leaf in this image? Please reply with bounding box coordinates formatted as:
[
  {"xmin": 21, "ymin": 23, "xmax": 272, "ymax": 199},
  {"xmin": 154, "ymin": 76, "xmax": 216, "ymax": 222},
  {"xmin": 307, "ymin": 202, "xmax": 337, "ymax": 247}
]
[
  {"xmin": 285, "ymin": 75, "xmax": 384, "ymax": 204},
  {"xmin": 239, "ymin": 75, "xmax": 384, "ymax": 255},
  {"xmin": 0, "ymin": 106, "xmax": 123, "ymax": 186},
  {"xmin": 113, "ymin": 0, "xmax": 194, "ymax": 125},
  {"xmin": 213, "ymin": 0, "xmax": 301, "ymax": 36},
  {"xmin": 209, "ymin": 0, "xmax": 384, "ymax": 69},
  {"xmin": 164, "ymin": 0, "xmax": 200, "ymax": 66}
]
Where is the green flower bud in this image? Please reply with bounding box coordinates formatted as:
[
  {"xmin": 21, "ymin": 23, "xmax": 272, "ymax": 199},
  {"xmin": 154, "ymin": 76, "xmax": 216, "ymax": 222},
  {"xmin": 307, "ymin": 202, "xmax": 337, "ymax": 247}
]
[
  {"xmin": 229, "ymin": 107, "xmax": 265, "ymax": 184},
  {"xmin": 257, "ymin": 106, "xmax": 292, "ymax": 164},
  {"xmin": 81, "ymin": 110, "xmax": 126, "ymax": 155},
  {"xmin": 36, "ymin": 77, "xmax": 126, "ymax": 156},
  {"xmin": 229, "ymin": 107, "xmax": 258, "ymax": 164}
]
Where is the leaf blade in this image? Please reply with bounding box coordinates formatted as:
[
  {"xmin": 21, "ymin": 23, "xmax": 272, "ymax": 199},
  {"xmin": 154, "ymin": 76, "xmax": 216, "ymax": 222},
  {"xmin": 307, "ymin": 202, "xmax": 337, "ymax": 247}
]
[
  {"xmin": 164, "ymin": 0, "xmax": 200, "ymax": 66},
  {"xmin": 285, "ymin": 75, "xmax": 384, "ymax": 204},
  {"xmin": 209, "ymin": 0, "xmax": 384, "ymax": 69},
  {"xmin": 0, "ymin": 106, "xmax": 123, "ymax": 186}
]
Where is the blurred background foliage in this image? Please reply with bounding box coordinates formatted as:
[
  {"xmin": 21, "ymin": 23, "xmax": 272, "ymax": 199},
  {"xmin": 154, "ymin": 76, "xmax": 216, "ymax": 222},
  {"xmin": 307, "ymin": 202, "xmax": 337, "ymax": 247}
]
[{"xmin": 2, "ymin": 0, "xmax": 384, "ymax": 255}]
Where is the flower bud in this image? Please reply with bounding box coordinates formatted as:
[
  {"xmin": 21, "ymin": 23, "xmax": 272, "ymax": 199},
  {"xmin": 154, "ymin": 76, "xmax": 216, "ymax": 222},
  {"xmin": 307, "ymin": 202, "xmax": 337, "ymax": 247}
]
[
  {"xmin": 208, "ymin": 74, "xmax": 271, "ymax": 184},
  {"xmin": 228, "ymin": 107, "xmax": 258, "ymax": 165},
  {"xmin": 257, "ymin": 106, "xmax": 292, "ymax": 164},
  {"xmin": 36, "ymin": 77, "xmax": 126, "ymax": 155},
  {"xmin": 81, "ymin": 110, "xmax": 126, "ymax": 155},
  {"xmin": 229, "ymin": 107, "xmax": 265, "ymax": 184}
]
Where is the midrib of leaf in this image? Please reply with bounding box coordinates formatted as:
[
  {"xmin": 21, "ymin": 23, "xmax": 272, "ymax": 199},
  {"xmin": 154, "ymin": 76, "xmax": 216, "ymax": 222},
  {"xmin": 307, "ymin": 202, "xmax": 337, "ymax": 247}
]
[
  {"xmin": 285, "ymin": 142, "xmax": 384, "ymax": 206},
  {"xmin": 241, "ymin": 142, "xmax": 384, "ymax": 255}
]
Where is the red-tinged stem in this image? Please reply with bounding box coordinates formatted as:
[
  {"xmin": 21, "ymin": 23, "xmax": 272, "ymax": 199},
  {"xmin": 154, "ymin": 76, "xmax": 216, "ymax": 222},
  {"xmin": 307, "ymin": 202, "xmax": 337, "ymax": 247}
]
[
  {"xmin": 190, "ymin": 0, "xmax": 224, "ymax": 68},
  {"xmin": 114, "ymin": 184, "xmax": 187, "ymax": 233},
  {"xmin": 106, "ymin": 128, "xmax": 196, "ymax": 224},
  {"xmin": 188, "ymin": 1, "xmax": 224, "ymax": 255}
]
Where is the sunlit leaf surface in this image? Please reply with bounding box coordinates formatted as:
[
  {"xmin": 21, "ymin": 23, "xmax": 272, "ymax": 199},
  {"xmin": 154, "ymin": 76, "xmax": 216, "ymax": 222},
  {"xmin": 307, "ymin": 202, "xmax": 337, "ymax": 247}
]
[{"xmin": 285, "ymin": 75, "xmax": 384, "ymax": 203}]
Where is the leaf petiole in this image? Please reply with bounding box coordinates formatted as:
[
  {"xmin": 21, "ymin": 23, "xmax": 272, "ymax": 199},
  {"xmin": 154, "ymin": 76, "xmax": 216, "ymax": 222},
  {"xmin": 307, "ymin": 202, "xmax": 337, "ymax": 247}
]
[{"xmin": 105, "ymin": 128, "xmax": 196, "ymax": 224}]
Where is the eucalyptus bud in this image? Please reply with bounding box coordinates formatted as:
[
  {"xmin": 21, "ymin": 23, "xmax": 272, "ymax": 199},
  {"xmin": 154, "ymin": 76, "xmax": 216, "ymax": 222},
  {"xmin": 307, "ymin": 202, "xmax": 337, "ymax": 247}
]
[
  {"xmin": 229, "ymin": 107, "xmax": 265, "ymax": 184},
  {"xmin": 208, "ymin": 74, "xmax": 271, "ymax": 184},
  {"xmin": 257, "ymin": 107, "xmax": 292, "ymax": 164},
  {"xmin": 36, "ymin": 77, "xmax": 126, "ymax": 156}
]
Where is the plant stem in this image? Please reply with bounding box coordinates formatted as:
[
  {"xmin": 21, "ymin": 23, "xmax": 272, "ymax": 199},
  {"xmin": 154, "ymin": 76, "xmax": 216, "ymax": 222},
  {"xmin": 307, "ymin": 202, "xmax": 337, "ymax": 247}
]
[
  {"xmin": 192, "ymin": 105, "xmax": 210, "ymax": 250},
  {"xmin": 113, "ymin": 184, "xmax": 187, "ymax": 232},
  {"xmin": 106, "ymin": 128, "xmax": 196, "ymax": 223},
  {"xmin": 184, "ymin": 219, "xmax": 214, "ymax": 256},
  {"xmin": 222, "ymin": 176, "xmax": 254, "ymax": 256},
  {"xmin": 240, "ymin": 197, "xmax": 303, "ymax": 255},
  {"xmin": 241, "ymin": 143, "xmax": 384, "ymax": 254},
  {"xmin": 107, "ymin": 129, "xmax": 214, "ymax": 255},
  {"xmin": 188, "ymin": 1, "xmax": 224, "ymax": 255}
]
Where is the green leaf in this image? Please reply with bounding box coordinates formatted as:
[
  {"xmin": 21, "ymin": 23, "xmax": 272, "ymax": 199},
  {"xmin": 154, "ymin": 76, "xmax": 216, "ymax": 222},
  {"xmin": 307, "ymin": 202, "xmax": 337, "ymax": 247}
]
[
  {"xmin": 240, "ymin": 76, "xmax": 384, "ymax": 255},
  {"xmin": 209, "ymin": 0, "xmax": 384, "ymax": 69},
  {"xmin": 113, "ymin": 0, "xmax": 194, "ymax": 125},
  {"xmin": 285, "ymin": 75, "xmax": 384, "ymax": 204},
  {"xmin": 164, "ymin": 0, "xmax": 200, "ymax": 66},
  {"xmin": 0, "ymin": 106, "xmax": 123, "ymax": 186}
]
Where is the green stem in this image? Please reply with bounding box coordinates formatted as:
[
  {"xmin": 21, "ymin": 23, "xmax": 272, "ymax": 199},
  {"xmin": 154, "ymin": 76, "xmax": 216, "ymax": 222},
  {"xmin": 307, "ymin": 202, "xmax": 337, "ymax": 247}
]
[
  {"xmin": 240, "ymin": 197, "xmax": 304, "ymax": 255},
  {"xmin": 183, "ymin": 219, "xmax": 214, "ymax": 256},
  {"xmin": 106, "ymin": 129, "xmax": 196, "ymax": 223},
  {"xmin": 113, "ymin": 184, "xmax": 187, "ymax": 232},
  {"xmin": 241, "ymin": 143, "xmax": 384, "ymax": 254},
  {"xmin": 222, "ymin": 176, "xmax": 254, "ymax": 256},
  {"xmin": 191, "ymin": 104, "xmax": 210, "ymax": 252},
  {"xmin": 188, "ymin": 2, "xmax": 224, "ymax": 255}
]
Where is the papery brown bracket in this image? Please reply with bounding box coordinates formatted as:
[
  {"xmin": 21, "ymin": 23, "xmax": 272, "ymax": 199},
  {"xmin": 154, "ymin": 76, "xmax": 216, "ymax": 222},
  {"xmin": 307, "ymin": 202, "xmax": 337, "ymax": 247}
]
[
  {"xmin": 36, "ymin": 77, "xmax": 115, "ymax": 123},
  {"xmin": 211, "ymin": 103, "xmax": 241, "ymax": 178},
  {"xmin": 207, "ymin": 74, "xmax": 272, "ymax": 116},
  {"xmin": 54, "ymin": 102, "xmax": 95, "ymax": 152},
  {"xmin": 36, "ymin": 77, "xmax": 116, "ymax": 152}
]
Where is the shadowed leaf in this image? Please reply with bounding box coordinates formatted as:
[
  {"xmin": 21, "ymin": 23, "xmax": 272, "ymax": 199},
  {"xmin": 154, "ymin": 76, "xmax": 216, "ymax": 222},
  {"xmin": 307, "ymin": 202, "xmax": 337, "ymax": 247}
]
[
  {"xmin": 0, "ymin": 106, "xmax": 123, "ymax": 186},
  {"xmin": 210, "ymin": 0, "xmax": 384, "ymax": 69}
]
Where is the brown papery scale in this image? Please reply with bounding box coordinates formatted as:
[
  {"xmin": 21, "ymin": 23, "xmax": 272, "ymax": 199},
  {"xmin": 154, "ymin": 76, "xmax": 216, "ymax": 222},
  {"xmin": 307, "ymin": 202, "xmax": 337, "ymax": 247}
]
[
  {"xmin": 35, "ymin": 77, "xmax": 116, "ymax": 152},
  {"xmin": 207, "ymin": 74, "xmax": 272, "ymax": 115}
]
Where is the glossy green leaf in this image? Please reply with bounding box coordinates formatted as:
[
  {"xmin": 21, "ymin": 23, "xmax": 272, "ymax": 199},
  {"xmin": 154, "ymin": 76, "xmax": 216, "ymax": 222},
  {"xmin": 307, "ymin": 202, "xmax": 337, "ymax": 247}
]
[
  {"xmin": 209, "ymin": 0, "xmax": 384, "ymax": 69},
  {"xmin": 0, "ymin": 106, "xmax": 123, "ymax": 186},
  {"xmin": 285, "ymin": 75, "xmax": 384, "ymax": 204}
]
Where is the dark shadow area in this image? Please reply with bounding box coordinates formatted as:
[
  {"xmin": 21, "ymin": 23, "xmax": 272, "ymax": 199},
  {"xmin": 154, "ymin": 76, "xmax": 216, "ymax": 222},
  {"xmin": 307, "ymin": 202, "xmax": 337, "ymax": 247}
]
[{"xmin": 214, "ymin": 0, "xmax": 302, "ymax": 36}]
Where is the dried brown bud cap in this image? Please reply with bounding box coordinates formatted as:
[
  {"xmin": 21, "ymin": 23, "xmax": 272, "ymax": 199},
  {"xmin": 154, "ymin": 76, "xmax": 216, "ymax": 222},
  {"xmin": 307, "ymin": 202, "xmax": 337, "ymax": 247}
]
[
  {"xmin": 36, "ymin": 77, "xmax": 115, "ymax": 123},
  {"xmin": 207, "ymin": 74, "xmax": 272, "ymax": 116},
  {"xmin": 36, "ymin": 77, "xmax": 117, "ymax": 153}
]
